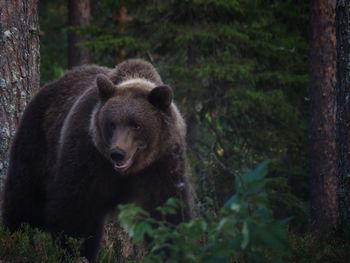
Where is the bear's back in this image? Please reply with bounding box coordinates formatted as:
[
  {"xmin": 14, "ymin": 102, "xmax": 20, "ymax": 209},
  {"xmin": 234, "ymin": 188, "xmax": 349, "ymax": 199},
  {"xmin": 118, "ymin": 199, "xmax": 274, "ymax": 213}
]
[
  {"xmin": 32, "ymin": 65, "xmax": 111, "ymax": 166},
  {"xmin": 42, "ymin": 65, "xmax": 110, "ymax": 108}
]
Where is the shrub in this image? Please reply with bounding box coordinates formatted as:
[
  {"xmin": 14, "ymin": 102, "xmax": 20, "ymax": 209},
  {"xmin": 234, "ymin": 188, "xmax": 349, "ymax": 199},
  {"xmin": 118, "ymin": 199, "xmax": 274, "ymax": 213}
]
[{"xmin": 118, "ymin": 161, "xmax": 291, "ymax": 263}]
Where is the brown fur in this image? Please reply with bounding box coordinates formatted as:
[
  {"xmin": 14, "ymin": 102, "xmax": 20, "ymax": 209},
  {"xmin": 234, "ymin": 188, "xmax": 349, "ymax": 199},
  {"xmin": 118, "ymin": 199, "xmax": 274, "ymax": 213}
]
[
  {"xmin": 2, "ymin": 59, "xmax": 192, "ymax": 262},
  {"xmin": 109, "ymin": 59, "xmax": 163, "ymax": 85}
]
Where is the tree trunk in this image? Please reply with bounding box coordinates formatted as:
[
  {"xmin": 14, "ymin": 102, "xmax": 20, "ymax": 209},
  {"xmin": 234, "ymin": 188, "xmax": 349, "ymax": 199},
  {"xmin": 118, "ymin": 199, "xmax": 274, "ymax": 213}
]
[
  {"xmin": 0, "ymin": 0, "xmax": 40, "ymax": 189},
  {"xmin": 68, "ymin": 0, "xmax": 90, "ymax": 68},
  {"xmin": 336, "ymin": 1, "xmax": 350, "ymax": 233},
  {"xmin": 114, "ymin": 6, "xmax": 129, "ymax": 64},
  {"xmin": 309, "ymin": 0, "xmax": 338, "ymax": 230}
]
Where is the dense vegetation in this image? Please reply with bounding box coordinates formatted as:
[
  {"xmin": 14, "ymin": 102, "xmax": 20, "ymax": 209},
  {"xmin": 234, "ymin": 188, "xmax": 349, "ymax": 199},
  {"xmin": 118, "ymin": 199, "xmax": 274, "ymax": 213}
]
[
  {"xmin": 2, "ymin": 164, "xmax": 350, "ymax": 262},
  {"xmin": 2, "ymin": 0, "xmax": 350, "ymax": 262}
]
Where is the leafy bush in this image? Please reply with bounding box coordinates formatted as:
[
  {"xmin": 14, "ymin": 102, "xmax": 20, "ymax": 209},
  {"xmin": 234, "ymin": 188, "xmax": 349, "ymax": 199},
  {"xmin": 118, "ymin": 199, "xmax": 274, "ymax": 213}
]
[{"xmin": 118, "ymin": 162, "xmax": 291, "ymax": 263}]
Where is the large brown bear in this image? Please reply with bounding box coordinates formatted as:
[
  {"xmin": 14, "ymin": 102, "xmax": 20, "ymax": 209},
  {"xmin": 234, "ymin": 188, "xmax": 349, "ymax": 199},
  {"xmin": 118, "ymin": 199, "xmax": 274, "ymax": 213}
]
[{"xmin": 2, "ymin": 59, "xmax": 192, "ymax": 262}]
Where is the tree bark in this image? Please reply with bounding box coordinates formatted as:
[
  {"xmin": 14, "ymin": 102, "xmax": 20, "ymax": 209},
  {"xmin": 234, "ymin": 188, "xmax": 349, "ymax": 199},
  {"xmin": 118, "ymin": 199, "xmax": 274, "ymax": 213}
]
[
  {"xmin": 114, "ymin": 6, "xmax": 128, "ymax": 64},
  {"xmin": 0, "ymin": 0, "xmax": 40, "ymax": 189},
  {"xmin": 68, "ymin": 0, "xmax": 90, "ymax": 68},
  {"xmin": 309, "ymin": 0, "xmax": 338, "ymax": 230},
  {"xmin": 336, "ymin": 0, "xmax": 350, "ymax": 233}
]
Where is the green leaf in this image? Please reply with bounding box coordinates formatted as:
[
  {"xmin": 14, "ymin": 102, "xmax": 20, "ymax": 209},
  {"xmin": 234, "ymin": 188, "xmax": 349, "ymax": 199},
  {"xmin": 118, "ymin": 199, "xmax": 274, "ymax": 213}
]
[
  {"xmin": 241, "ymin": 221, "xmax": 249, "ymax": 249},
  {"xmin": 133, "ymin": 223, "xmax": 153, "ymax": 243}
]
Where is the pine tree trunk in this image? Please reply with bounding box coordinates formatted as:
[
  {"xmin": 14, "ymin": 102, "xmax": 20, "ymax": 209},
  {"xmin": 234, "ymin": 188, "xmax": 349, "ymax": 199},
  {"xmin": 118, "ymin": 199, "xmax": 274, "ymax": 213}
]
[
  {"xmin": 0, "ymin": 0, "xmax": 40, "ymax": 189},
  {"xmin": 336, "ymin": 0, "xmax": 350, "ymax": 233},
  {"xmin": 310, "ymin": 0, "xmax": 338, "ymax": 230},
  {"xmin": 114, "ymin": 6, "xmax": 128, "ymax": 64},
  {"xmin": 68, "ymin": 0, "xmax": 90, "ymax": 68}
]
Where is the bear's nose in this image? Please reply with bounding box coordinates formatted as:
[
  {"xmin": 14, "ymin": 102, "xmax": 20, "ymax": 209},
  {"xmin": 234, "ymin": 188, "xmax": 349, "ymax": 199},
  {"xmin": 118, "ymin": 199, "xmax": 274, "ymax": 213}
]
[{"xmin": 110, "ymin": 149, "xmax": 126, "ymax": 163}]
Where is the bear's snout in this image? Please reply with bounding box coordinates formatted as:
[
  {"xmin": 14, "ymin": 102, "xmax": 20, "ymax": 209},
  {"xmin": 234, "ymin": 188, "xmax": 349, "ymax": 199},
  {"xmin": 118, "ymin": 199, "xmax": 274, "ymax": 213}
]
[
  {"xmin": 110, "ymin": 148, "xmax": 126, "ymax": 163},
  {"xmin": 110, "ymin": 147, "xmax": 134, "ymax": 172}
]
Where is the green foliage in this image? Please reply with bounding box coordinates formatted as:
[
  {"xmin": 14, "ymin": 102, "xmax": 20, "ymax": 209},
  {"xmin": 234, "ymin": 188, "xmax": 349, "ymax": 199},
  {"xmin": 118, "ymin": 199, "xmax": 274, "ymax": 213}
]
[
  {"xmin": 118, "ymin": 162, "xmax": 291, "ymax": 263},
  {"xmin": 0, "ymin": 224, "xmax": 80, "ymax": 263},
  {"xmin": 39, "ymin": 0, "xmax": 67, "ymax": 83}
]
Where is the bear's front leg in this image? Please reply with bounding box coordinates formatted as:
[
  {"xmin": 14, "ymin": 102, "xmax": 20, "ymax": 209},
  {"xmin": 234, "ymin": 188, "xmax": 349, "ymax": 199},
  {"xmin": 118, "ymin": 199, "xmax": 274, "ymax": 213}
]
[{"xmin": 45, "ymin": 172, "xmax": 107, "ymax": 262}]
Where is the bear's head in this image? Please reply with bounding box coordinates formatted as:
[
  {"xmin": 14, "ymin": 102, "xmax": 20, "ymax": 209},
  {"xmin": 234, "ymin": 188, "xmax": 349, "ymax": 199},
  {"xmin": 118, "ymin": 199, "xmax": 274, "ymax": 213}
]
[{"xmin": 90, "ymin": 74, "xmax": 184, "ymax": 175}]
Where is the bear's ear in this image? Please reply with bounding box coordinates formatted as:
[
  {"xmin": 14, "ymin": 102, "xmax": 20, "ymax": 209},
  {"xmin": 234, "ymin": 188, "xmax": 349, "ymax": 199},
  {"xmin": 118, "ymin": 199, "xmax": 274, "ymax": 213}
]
[
  {"xmin": 148, "ymin": 85, "xmax": 173, "ymax": 110},
  {"xmin": 96, "ymin": 74, "xmax": 115, "ymax": 101}
]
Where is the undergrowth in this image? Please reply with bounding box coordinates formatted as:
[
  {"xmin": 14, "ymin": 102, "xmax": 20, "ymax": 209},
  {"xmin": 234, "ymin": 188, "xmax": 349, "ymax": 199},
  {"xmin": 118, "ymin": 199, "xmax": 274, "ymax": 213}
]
[{"xmin": 1, "ymin": 162, "xmax": 350, "ymax": 262}]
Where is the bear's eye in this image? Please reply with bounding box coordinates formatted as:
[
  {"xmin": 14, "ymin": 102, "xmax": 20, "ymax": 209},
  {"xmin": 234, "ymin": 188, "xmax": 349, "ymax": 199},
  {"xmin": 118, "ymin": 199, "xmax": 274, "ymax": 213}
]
[{"xmin": 132, "ymin": 123, "xmax": 141, "ymax": 130}]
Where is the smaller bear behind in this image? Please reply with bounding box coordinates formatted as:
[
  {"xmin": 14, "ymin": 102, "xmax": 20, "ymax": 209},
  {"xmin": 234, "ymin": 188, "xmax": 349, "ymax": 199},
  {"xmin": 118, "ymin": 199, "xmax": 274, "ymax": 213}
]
[
  {"xmin": 109, "ymin": 59, "xmax": 163, "ymax": 85},
  {"xmin": 2, "ymin": 59, "xmax": 192, "ymax": 262}
]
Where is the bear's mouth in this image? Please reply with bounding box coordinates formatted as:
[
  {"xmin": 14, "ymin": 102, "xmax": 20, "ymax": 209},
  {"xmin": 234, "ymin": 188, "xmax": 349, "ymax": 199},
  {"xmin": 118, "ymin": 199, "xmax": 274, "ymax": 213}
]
[{"xmin": 113, "ymin": 156, "xmax": 133, "ymax": 172}]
